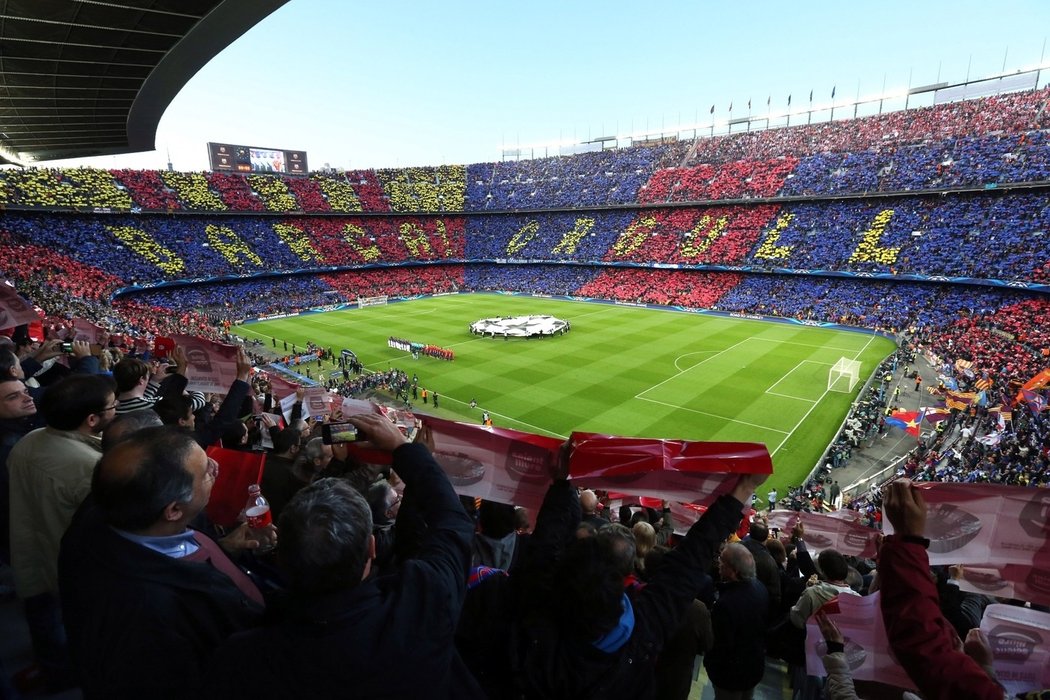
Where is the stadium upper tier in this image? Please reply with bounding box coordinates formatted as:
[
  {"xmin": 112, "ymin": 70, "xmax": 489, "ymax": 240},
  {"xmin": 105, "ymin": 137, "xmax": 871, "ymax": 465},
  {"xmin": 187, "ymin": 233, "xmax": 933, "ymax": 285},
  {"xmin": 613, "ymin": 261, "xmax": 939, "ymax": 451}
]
[{"xmin": 1, "ymin": 88, "xmax": 1048, "ymax": 213}]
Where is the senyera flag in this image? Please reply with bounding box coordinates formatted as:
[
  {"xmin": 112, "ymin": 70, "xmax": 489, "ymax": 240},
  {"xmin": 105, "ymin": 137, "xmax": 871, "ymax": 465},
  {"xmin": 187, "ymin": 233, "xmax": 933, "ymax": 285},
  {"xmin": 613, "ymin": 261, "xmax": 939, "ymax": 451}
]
[
  {"xmin": 0, "ymin": 283, "xmax": 42, "ymax": 331},
  {"xmin": 171, "ymin": 334, "xmax": 240, "ymax": 393}
]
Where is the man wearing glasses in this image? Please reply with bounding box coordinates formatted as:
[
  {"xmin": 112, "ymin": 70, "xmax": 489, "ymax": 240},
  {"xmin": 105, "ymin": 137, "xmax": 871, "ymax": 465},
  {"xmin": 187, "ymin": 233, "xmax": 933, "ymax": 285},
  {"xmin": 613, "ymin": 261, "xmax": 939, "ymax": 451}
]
[
  {"xmin": 7, "ymin": 373, "xmax": 117, "ymax": 692},
  {"xmin": 59, "ymin": 426, "xmax": 265, "ymax": 698}
]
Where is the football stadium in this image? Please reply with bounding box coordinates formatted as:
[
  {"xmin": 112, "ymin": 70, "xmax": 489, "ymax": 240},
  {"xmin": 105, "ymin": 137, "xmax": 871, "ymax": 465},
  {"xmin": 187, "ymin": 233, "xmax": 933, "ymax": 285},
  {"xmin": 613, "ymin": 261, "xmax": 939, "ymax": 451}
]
[{"xmin": 0, "ymin": 1, "xmax": 1048, "ymax": 698}]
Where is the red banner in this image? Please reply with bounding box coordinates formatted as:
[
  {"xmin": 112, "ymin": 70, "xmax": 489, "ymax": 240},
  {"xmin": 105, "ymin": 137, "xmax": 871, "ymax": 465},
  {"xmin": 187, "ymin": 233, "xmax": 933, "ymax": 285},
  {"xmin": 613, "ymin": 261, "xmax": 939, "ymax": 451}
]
[
  {"xmin": 883, "ymin": 483, "xmax": 1050, "ymax": 569},
  {"xmin": 171, "ymin": 334, "xmax": 240, "ymax": 393},
  {"xmin": 767, "ymin": 509, "xmax": 879, "ymax": 558},
  {"xmin": 205, "ymin": 445, "xmax": 265, "ymax": 529},
  {"xmin": 71, "ymin": 317, "xmax": 108, "ymax": 345},
  {"xmin": 0, "ymin": 283, "xmax": 41, "ymax": 331},
  {"xmin": 567, "ymin": 433, "xmax": 771, "ymax": 508}
]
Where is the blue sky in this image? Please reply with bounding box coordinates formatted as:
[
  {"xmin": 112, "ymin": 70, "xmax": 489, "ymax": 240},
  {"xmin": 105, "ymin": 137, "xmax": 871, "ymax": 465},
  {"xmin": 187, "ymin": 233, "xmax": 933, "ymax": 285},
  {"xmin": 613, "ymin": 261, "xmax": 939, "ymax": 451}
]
[{"xmin": 49, "ymin": 0, "xmax": 1050, "ymax": 171}]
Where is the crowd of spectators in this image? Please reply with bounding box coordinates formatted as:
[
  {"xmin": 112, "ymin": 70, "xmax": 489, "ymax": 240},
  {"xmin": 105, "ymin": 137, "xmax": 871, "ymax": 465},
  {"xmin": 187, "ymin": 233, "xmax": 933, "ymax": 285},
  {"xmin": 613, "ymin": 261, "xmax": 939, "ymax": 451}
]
[
  {"xmin": 0, "ymin": 89, "xmax": 1044, "ymax": 215},
  {"xmin": 906, "ymin": 405, "xmax": 1050, "ymax": 488},
  {"xmin": 465, "ymin": 211, "xmax": 635, "ymax": 262},
  {"xmin": 914, "ymin": 297, "xmax": 1050, "ymax": 389},
  {"xmin": 158, "ymin": 171, "xmax": 227, "ymax": 210},
  {"xmin": 685, "ymin": 86, "xmax": 1048, "ymax": 165},
  {"xmin": 112, "ymin": 168, "xmax": 182, "ymax": 211},
  {"xmin": 320, "ymin": 266, "xmax": 465, "ymax": 300},
  {"xmin": 283, "ymin": 176, "xmax": 332, "ymax": 212},
  {"xmin": 577, "ymin": 269, "xmax": 744, "ymax": 308},
  {"xmin": 465, "ymin": 264, "xmax": 600, "ymax": 296},
  {"xmin": 341, "ymin": 170, "xmax": 388, "ymax": 211},
  {"xmin": 125, "ymin": 278, "xmax": 345, "ymax": 320},
  {"xmin": 205, "ymin": 172, "xmax": 266, "ymax": 212},
  {"xmin": 246, "ymin": 174, "xmax": 300, "ymax": 212},
  {"xmin": 374, "ymin": 165, "xmax": 467, "ymax": 212},
  {"xmin": 466, "ymin": 145, "xmax": 666, "ymax": 210}
]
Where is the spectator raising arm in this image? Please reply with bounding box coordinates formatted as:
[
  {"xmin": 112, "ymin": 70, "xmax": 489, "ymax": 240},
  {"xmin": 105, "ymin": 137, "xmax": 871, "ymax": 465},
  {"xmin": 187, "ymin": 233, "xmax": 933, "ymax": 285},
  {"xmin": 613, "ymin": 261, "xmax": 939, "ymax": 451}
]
[{"xmin": 878, "ymin": 480, "xmax": 1005, "ymax": 700}]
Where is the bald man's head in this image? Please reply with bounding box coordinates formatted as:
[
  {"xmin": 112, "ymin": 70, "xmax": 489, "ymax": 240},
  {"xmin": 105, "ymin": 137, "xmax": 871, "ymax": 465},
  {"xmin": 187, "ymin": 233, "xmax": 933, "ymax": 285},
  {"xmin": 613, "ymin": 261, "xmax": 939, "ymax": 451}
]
[
  {"xmin": 580, "ymin": 489, "xmax": 598, "ymax": 515},
  {"xmin": 92, "ymin": 426, "xmax": 204, "ymax": 533}
]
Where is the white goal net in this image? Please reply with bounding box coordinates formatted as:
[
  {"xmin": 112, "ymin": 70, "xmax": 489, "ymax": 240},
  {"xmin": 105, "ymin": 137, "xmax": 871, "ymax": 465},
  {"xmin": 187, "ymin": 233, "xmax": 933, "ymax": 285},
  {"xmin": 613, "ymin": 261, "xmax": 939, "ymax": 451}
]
[
  {"xmin": 828, "ymin": 357, "xmax": 861, "ymax": 392},
  {"xmin": 357, "ymin": 295, "xmax": 389, "ymax": 308}
]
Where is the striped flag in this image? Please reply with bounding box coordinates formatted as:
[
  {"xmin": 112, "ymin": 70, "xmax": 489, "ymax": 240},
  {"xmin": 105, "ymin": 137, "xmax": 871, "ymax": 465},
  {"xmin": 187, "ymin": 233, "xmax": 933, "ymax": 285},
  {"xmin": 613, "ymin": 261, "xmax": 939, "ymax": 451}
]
[
  {"xmin": 1021, "ymin": 389, "xmax": 1047, "ymax": 414},
  {"xmin": 922, "ymin": 406, "xmax": 952, "ymax": 424},
  {"xmin": 974, "ymin": 377, "xmax": 993, "ymax": 392},
  {"xmin": 945, "ymin": 390, "xmax": 978, "ymax": 411},
  {"xmin": 988, "ymin": 405, "xmax": 1013, "ymax": 422}
]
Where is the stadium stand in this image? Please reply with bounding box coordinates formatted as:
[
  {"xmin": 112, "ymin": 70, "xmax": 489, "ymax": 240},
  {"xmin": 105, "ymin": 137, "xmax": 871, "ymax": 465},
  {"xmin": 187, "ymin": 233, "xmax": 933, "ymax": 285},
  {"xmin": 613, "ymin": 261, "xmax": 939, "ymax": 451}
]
[{"xmin": 2, "ymin": 76, "xmax": 1050, "ymax": 700}]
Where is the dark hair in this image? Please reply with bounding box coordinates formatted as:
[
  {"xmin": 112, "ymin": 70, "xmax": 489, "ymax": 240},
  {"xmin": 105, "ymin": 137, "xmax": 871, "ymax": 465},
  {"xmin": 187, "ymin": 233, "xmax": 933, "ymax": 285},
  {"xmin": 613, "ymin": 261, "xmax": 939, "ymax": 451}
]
[
  {"xmin": 643, "ymin": 544, "xmax": 670, "ymax": 576},
  {"xmin": 153, "ymin": 394, "xmax": 193, "ymax": 426},
  {"xmin": 596, "ymin": 523, "xmax": 636, "ymax": 577},
  {"xmin": 0, "ymin": 348, "xmax": 20, "ymax": 380},
  {"xmin": 478, "ymin": 500, "xmax": 517, "ymax": 538},
  {"xmin": 556, "ymin": 536, "xmax": 629, "ymax": 640},
  {"xmin": 366, "ymin": 479, "xmax": 397, "ymax": 524},
  {"xmin": 575, "ymin": 521, "xmax": 598, "ymax": 538},
  {"xmin": 273, "ymin": 428, "xmax": 301, "ymax": 455},
  {"xmin": 749, "ymin": 521, "xmax": 769, "ymax": 542},
  {"xmin": 765, "ymin": 538, "xmax": 787, "ymax": 566},
  {"xmin": 817, "ymin": 549, "xmax": 849, "ymax": 582},
  {"xmin": 40, "ymin": 374, "xmax": 115, "ymax": 430},
  {"xmin": 93, "ymin": 426, "xmax": 197, "ymax": 531},
  {"xmin": 112, "ymin": 357, "xmax": 150, "ymax": 393},
  {"xmin": 279, "ymin": 478, "xmax": 373, "ymax": 595},
  {"xmin": 101, "ymin": 409, "xmax": 163, "ymax": 452}
]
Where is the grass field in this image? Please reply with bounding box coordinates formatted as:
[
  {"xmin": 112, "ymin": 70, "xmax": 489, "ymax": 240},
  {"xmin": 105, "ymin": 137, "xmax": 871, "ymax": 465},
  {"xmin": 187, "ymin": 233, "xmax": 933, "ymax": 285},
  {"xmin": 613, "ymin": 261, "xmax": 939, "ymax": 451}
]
[{"xmin": 235, "ymin": 294, "xmax": 896, "ymax": 494}]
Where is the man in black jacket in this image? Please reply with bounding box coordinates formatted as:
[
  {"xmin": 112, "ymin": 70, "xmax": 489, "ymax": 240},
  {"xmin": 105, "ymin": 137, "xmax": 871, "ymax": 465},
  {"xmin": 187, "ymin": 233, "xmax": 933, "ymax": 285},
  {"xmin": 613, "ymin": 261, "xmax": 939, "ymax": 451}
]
[
  {"xmin": 204, "ymin": 414, "xmax": 484, "ymax": 699},
  {"xmin": 741, "ymin": 519, "xmax": 782, "ymax": 618},
  {"xmin": 515, "ymin": 469, "xmax": 766, "ymax": 699},
  {"xmin": 705, "ymin": 543, "xmax": 769, "ymax": 698},
  {"xmin": 59, "ymin": 427, "xmax": 264, "ymax": 699}
]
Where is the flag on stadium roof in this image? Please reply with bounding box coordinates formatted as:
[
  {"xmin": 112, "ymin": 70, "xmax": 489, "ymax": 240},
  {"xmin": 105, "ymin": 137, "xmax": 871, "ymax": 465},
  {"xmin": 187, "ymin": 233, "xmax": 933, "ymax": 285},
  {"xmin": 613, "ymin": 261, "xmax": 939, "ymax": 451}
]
[{"xmin": 885, "ymin": 410, "xmax": 921, "ymax": 437}]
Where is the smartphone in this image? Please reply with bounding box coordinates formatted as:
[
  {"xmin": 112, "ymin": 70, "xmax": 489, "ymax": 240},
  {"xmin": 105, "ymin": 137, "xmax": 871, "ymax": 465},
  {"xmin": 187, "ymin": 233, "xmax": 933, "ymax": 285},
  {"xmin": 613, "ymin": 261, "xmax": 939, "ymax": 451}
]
[
  {"xmin": 61, "ymin": 341, "xmax": 74, "ymax": 353},
  {"xmin": 321, "ymin": 421, "xmax": 358, "ymax": 445}
]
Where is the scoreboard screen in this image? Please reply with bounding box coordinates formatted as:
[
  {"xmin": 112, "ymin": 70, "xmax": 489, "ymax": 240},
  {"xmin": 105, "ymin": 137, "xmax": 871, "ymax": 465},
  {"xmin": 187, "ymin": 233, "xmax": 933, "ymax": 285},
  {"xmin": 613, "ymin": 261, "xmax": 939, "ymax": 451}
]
[{"xmin": 208, "ymin": 142, "xmax": 308, "ymax": 175}]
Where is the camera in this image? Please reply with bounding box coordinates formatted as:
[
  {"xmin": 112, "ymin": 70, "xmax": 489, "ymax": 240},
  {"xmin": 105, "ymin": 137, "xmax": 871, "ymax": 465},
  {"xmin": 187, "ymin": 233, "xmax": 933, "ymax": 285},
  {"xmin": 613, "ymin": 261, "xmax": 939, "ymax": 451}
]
[{"xmin": 321, "ymin": 421, "xmax": 359, "ymax": 445}]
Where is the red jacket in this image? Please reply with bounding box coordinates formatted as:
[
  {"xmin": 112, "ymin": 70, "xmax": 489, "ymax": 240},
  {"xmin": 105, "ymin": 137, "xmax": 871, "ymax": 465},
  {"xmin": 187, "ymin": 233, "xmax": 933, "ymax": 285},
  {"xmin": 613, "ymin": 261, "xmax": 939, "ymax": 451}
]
[{"xmin": 879, "ymin": 536, "xmax": 1004, "ymax": 700}]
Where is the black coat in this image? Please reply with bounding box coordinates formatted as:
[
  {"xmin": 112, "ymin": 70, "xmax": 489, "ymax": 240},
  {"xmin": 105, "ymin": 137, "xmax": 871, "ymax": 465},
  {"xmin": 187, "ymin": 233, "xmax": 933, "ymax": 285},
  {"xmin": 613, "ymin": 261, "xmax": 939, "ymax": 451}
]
[
  {"xmin": 516, "ymin": 485, "xmax": 744, "ymax": 700},
  {"xmin": 58, "ymin": 503, "xmax": 264, "ymax": 700},
  {"xmin": 704, "ymin": 578, "xmax": 769, "ymax": 691},
  {"xmin": 203, "ymin": 443, "xmax": 484, "ymax": 700}
]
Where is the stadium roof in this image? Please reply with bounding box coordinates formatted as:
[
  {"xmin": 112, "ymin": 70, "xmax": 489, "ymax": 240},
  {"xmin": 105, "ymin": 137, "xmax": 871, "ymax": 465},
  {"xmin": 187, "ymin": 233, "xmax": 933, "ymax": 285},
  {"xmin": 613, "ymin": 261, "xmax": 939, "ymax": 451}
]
[{"xmin": 0, "ymin": 0, "xmax": 288, "ymax": 165}]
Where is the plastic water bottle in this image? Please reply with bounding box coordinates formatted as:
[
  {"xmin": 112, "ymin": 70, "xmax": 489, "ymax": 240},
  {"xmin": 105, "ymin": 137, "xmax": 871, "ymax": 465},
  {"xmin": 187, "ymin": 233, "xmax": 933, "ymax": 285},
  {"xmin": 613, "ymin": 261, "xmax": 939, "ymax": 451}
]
[{"xmin": 245, "ymin": 484, "xmax": 274, "ymax": 553}]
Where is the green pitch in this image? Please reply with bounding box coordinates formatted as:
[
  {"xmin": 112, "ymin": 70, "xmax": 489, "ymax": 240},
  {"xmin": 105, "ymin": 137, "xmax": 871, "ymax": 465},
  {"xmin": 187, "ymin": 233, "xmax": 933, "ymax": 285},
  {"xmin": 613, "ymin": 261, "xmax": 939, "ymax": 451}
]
[{"xmin": 236, "ymin": 294, "xmax": 895, "ymax": 494}]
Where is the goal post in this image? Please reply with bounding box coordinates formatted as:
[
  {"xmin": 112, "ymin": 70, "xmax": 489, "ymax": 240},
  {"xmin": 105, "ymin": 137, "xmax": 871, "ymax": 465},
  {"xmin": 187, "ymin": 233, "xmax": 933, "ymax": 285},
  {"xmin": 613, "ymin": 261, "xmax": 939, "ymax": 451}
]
[
  {"xmin": 357, "ymin": 294, "xmax": 389, "ymax": 308},
  {"xmin": 828, "ymin": 357, "xmax": 861, "ymax": 393}
]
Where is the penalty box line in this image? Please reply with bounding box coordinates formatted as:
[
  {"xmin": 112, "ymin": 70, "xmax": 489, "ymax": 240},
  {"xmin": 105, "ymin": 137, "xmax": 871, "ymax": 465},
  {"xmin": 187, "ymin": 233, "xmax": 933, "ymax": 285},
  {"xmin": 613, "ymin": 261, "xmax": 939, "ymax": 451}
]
[{"xmin": 635, "ymin": 396, "xmax": 789, "ymax": 435}]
